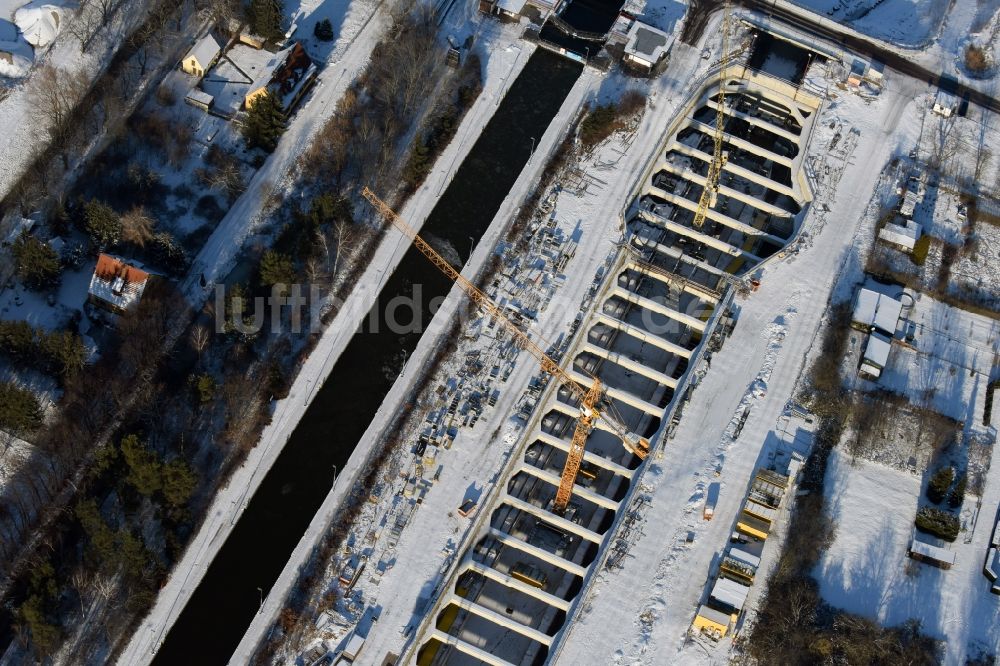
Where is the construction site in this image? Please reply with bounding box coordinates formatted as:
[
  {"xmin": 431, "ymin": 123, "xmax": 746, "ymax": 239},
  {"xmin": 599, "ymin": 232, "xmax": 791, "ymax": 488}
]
[{"xmin": 408, "ymin": 36, "xmax": 824, "ymax": 665}]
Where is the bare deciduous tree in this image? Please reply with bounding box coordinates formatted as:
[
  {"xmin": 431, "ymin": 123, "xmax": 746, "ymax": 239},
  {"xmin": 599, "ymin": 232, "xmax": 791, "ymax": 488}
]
[
  {"xmin": 189, "ymin": 324, "xmax": 210, "ymax": 360},
  {"xmin": 66, "ymin": 1, "xmax": 103, "ymax": 52},
  {"xmin": 30, "ymin": 66, "xmax": 91, "ymax": 168},
  {"xmin": 330, "ymin": 220, "xmax": 356, "ymax": 277},
  {"xmin": 121, "ymin": 207, "xmax": 156, "ymax": 247}
]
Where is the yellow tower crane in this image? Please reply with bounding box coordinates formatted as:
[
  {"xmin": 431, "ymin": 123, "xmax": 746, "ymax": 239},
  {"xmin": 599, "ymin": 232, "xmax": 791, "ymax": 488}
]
[
  {"xmin": 693, "ymin": 1, "xmax": 733, "ymax": 229},
  {"xmin": 361, "ymin": 187, "xmax": 649, "ymax": 514}
]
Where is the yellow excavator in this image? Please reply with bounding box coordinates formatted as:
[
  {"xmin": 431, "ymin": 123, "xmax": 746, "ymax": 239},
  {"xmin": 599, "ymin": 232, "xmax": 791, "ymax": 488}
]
[{"xmin": 362, "ymin": 187, "xmax": 648, "ymax": 513}]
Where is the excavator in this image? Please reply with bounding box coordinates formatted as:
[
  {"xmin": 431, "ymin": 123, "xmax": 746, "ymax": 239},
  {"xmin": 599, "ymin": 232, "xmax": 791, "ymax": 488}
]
[{"xmin": 361, "ymin": 187, "xmax": 648, "ymax": 514}]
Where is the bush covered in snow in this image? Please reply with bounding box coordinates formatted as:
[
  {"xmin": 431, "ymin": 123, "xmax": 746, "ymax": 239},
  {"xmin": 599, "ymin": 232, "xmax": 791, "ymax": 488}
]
[
  {"xmin": 926, "ymin": 466, "xmax": 954, "ymax": 504},
  {"xmin": 914, "ymin": 507, "xmax": 960, "ymax": 541},
  {"xmin": 12, "ymin": 231, "xmax": 61, "ymax": 290}
]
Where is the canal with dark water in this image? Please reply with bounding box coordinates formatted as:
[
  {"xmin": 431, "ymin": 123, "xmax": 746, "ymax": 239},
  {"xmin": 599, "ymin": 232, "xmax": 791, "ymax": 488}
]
[
  {"xmin": 151, "ymin": 48, "xmax": 582, "ymax": 664},
  {"xmin": 538, "ymin": 0, "xmax": 625, "ymax": 57}
]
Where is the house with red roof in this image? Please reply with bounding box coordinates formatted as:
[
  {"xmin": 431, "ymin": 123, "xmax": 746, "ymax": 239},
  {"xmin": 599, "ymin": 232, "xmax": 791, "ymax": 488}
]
[{"xmin": 87, "ymin": 254, "xmax": 149, "ymax": 314}]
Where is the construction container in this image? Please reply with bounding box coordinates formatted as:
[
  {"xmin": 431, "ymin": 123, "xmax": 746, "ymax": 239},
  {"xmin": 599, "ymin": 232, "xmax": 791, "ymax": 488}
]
[
  {"xmin": 692, "ymin": 605, "xmax": 732, "ymax": 638},
  {"xmin": 342, "ymin": 632, "xmax": 366, "ymax": 660},
  {"xmin": 710, "ymin": 576, "xmax": 749, "ymax": 613},
  {"xmin": 704, "ymin": 481, "xmax": 720, "ymax": 520}
]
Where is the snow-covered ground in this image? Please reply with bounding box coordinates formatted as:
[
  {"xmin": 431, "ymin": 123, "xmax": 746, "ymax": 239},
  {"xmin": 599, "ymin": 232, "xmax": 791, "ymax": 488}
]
[
  {"xmin": 787, "ymin": 0, "xmax": 950, "ymax": 47},
  {"xmin": 816, "ymin": 447, "xmax": 1000, "ymax": 664},
  {"xmin": 550, "ymin": 33, "xmax": 931, "ymax": 665},
  {"xmin": 0, "ymin": 0, "xmax": 159, "ymax": 201},
  {"xmin": 855, "ymin": 291, "xmax": 999, "ymax": 427}
]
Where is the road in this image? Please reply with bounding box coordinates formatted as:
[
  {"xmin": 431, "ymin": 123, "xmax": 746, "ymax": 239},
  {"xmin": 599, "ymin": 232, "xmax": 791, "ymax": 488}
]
[{"xmin": 683, "ymin": 0, "xmax": 1000, "ymax": 115}]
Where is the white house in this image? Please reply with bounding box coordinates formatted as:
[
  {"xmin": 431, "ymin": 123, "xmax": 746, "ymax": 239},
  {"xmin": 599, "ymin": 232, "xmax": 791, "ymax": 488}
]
[
  {"xmin": 860, "ymin": 332, "xmax": 892, "ymax": 379},
  {"xmin": 852, "ymin": 288, "xmax": 903, "ymax": 335},
  {"xmin": 879, "ymin": 218, "xmax": 922, "ymax": 252},
  {"xmin": 181, "ymin": 33, "xmax": 222, "ymax": 78}
]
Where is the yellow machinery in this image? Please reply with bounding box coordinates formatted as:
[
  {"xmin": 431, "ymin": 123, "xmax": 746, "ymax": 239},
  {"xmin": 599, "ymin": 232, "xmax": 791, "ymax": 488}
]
[
  {"xmin": 362, "ymin": 187, "xmax": 649, "ymax": 513},
  {"xmin": 693, "ymin": 1, "xmax": 732, "ymax": 229}
]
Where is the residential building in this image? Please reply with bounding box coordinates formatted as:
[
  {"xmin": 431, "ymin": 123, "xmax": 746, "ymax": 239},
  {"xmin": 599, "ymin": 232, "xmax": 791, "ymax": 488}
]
[
  {"xmin": 878, "ymin": 218, "xmax": 922, "ymax": 252},
  {"xmin": 851, "ymin": 287, "xmax": 902, "ymax": 335},
  {"xmin": 87, "ymin": 254, "xmax": 150, "ymax": 314},
  {"xmin": 244, "ymin": 42, "xmax": 317, "ymax": 113},
  {"xmin": 181, "ymin": 33, "xmax": 222, "ymax": 78}
]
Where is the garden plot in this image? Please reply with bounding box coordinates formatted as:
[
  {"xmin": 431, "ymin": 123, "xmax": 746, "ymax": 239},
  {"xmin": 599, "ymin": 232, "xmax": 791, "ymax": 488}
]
[
  {"xmin": 837, "ymin": 390, "xmax": 960, "ymax": 473},
  {"xmin": 865, "ymin": 293, "xmax": 998, "ymax": 428},
  {"xmin": 867, "ymin": 172, "xmax": 1000, "ymax": 313},
  {"xmin": 815, "ymin": 447, "xmax": 1000, "ymax": 664},
  {"xmin": 72, "ymin": 88, "xmax": 256, "ymax": 269}
]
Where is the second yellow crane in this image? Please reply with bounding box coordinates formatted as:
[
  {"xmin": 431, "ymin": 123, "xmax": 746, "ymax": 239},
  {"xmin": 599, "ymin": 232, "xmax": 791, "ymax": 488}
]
[
  {"xmin": 693, "ymin": 1, "xmax": 732, "ymax": 230},
  {"xmin": 362, "ymin": 187, "xmax": 649, "ymax": 514}
]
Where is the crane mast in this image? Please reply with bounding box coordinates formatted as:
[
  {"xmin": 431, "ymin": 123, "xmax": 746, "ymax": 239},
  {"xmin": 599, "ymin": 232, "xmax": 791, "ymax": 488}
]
[
  {"xmin": 361, "ymin": 187, "xmax": 649, "ymax": 514},
  {"xmin": 693, "ymin": 2, "xmax": 732, "ymax": 229}
]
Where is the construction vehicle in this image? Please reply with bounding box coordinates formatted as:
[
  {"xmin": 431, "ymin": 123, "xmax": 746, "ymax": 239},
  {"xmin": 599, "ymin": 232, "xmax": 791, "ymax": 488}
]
[
  {"xmin": 692, "ymin": 1, "xmax": 732, "ymax": 230},
  {"xmin": 362, "ymin": 187, "xmax": 649, "ymax": 513}
]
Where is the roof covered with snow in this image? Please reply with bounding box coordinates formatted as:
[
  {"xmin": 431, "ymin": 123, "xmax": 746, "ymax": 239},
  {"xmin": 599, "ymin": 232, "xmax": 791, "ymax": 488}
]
[
  {"xmin": 878, "ymin": 218, "xmax": 922, "ymax": 250},
  {"xmin": 852, "ymin": 288, "xmax": 902, "ymax": 335},
  {"xmin": 185, "ymin": 88, "xmax": 214, "ymax": 107},
  {"xmin": 496, "ymin": 0, "xmax": 527, "ymax": 14},
  {"xmin": 709, "ymin": 577, "xmax": 749, "ymax": 611},
  {"xmin": 624, "ymin": 21, "xmax": 671, "ymax": 65},
  {"xmin": 909, "ymin": 538, "xmax": 956, "ymax": 565},
  {"xmin": 185, "ymin": 33, "xmax": 221, "ymax": 69},
  {"xmin": 88, "ymin": 253, "xmax": 149, "ymax": 312},
  {"xmin": 863, "ymin": 331, "xmax": 892, "ymax": 368}
]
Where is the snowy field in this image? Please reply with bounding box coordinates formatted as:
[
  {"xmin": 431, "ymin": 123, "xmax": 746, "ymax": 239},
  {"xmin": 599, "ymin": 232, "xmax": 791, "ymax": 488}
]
[
  {"xmin": 788, "ymin": 0, "xmax": 950, "ymax": 47},
  {"xmin": 816, "ymin": 447, "xmax": 1000, "ymax": 664}
]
